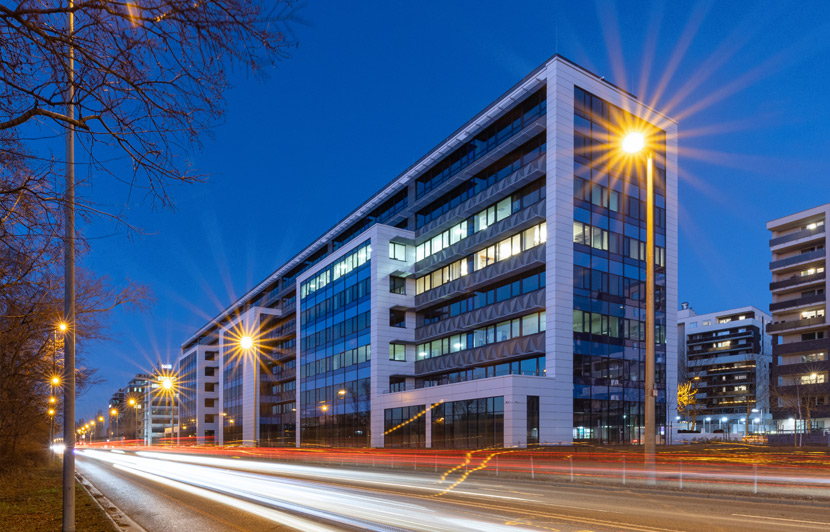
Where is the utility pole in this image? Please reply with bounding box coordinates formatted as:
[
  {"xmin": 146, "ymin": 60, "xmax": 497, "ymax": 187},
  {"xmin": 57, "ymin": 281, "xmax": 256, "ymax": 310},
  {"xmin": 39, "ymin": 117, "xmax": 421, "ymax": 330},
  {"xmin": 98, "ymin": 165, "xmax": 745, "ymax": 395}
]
[{"xmin": 62, "ymin": 1, "xmax": 76, "ymax": 531}]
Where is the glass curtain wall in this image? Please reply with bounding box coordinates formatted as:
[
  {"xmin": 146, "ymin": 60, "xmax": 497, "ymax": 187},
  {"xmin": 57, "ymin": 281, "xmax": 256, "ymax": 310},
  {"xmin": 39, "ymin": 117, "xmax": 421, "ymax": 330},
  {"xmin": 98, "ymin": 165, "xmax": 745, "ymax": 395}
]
[
  {"xmin": 431, "ymin": 397, "xmax": 504, "ymax": 449},
  {"xmin": 178, "ymin": 352, "xmax": 197, "ymax": 440},
  {"xmin": 259, "ymin": 313, "xmax": 297, "ymax": 446},
  {"xmin": 300, "ymin": 241, "xmax": 372, "ymax": 447},
  {"xmin": 572, "ymin": 86, "xmax": 668, "ymax": 444},
  {"xmin": 222, "ymin": 342, "xmax": 244, "ymax": 444}
]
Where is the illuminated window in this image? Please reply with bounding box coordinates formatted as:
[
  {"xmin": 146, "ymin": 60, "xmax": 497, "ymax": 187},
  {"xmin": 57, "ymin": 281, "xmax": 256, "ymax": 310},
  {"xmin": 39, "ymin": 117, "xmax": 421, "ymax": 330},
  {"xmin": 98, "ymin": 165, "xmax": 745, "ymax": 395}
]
[
  {"xmin": 389, "ymin": 344, "xmax": 406, "ymax": 362},
  {"xmin": 389, "ymin": 242, "xmax": 407, "ymax": 261}
]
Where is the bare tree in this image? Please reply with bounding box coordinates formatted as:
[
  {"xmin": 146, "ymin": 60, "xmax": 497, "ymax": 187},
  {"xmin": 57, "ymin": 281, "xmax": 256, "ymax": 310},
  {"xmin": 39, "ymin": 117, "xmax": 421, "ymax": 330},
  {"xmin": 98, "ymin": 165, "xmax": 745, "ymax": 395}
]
[{"xmin": 1, "ymin": 1, "xmax": 299, "ymax": 212}]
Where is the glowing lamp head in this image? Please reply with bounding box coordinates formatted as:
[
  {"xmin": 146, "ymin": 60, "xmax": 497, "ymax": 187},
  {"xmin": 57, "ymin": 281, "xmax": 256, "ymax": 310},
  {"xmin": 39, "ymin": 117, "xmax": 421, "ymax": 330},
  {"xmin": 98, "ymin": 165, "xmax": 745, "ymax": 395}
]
[
  {"xmin": 98, "ymin": 416, "xmax": 104, "ymax": 422},
  {"xmin": 49, "ymin": 396, "xmax": 56, "ymax": 404},
  {"xmin": 239, "ymin": 335, "xmax": 254, "ymax": 350},
  {"xmin": 338, "ymin": 390, "xmax": 346, "ymax": 396},
  {"xmin": 161, "ymin": 376, "xmax": 173, "ymax": 390},
  {"xmin": 622, "ymin": 132, "xmax": 645, "ymax": 154},
  {"xmin": 321, "ymin": 405, "xmax": 328, "ymax": 412},
  {"xmin": 58, "ymin": 322, "xmax": 68, "ymax": 332},
  {"xmin": 51, "ymin": 376, "xmax": 60, "ymax": 386},
  {"xmin": 111, "ymin": 408, "xmax": 118, "ymax": 416},
  {"xmin": 48, "ymin": 408, "xmax": 55, "ymax": 416},
  {"xmin": 128, "ymin": 398, "xmax": 136, "ymax": 406}
]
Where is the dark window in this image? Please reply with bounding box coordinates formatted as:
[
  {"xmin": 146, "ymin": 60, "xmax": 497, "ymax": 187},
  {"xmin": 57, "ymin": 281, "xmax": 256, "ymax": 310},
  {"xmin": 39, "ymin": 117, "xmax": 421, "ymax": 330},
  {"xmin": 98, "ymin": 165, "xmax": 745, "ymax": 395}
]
[
  {"xmin": 390, "ymin": 276, "xmax": 406, "ymax": 295},
  {"xmin": 527, "ymin": 396, "xmax": 540, "ymax": 445},
  {"xmin": 390, "ymin": 310, "xmax": 406, "ymax": 328}
]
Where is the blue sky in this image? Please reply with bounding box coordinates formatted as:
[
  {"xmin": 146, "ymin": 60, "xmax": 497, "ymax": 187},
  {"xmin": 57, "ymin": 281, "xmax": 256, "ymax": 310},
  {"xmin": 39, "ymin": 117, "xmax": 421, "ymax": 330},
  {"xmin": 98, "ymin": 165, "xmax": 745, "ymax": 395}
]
[{"xmin": 76, "ymin": 0, "xmax": 830, "ymax": 420}]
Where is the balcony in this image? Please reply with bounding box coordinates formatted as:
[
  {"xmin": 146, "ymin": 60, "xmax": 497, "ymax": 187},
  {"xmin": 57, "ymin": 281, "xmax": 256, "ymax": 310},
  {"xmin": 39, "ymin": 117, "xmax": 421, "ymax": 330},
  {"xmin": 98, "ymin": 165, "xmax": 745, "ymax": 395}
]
[
  {"xmin": 769, "ymin": 225, "xmax": 825, "ymax": 248},
  {"xmin": 416, "ymin": 153, "xmax": 546, "ymax": 239},
  {"xmin": 414, "ymin": 331, "xmax": 545, "ymax": 375},
  {"xmin": 766, "ymin": 316, "xmax": 826, "ymax": 334},
  {"xmin": 414, "ymin": 243, "xmax": 545, "ymax": 308},
  {"xmin": 769, "ymin": 293, "xmax": 826, "ymax": 313},
  {"xmin": 773, "ymin": 337, "xmax": 830, "ymax": 356},
  {"xmin": 769, "ymin": 249, "xmax": 825, "ymax": 271},
  {"xmin": 770, "ymin": 271, "xmax": 826, "ymax": 292}
]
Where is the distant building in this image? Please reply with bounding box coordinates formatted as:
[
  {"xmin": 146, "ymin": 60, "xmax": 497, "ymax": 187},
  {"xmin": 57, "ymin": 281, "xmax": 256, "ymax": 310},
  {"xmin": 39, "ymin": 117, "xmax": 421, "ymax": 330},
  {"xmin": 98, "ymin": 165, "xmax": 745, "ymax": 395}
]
[
  {"xmin": 677, "ymin": 304, "xmax": 772, "ymax": 436},
  {"xmin": 139, "ymin": 366, "xmax": 178, "ymax": 445},
  {"xmin": 107, "ymin": 389, "xmax": 125, "ymax": 440},
  {"xmin": 768, "ymin": 205, "xmax": 830, "ymax": 435}
]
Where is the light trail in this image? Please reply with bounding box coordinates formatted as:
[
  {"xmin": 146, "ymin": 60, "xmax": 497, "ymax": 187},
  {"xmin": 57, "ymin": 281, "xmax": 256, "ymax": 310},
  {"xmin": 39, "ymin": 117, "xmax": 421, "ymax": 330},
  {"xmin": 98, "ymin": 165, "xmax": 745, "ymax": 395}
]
[{"xmin": 79, "ymin": 450, "xmax": 542, "ymax": 532}]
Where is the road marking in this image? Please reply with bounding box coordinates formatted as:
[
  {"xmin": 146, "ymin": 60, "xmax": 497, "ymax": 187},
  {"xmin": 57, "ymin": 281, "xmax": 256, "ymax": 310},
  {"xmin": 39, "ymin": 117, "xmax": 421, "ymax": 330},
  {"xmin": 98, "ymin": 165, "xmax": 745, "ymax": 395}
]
[{"xmin": 731, "ymin": 514, "xmax": 830, "ymax": 527}]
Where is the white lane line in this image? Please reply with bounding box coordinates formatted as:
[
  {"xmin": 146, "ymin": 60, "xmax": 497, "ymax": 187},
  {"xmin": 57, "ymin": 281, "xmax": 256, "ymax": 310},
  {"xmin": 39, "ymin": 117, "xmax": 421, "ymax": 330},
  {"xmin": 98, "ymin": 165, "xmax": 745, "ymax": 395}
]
[{"xmin": 731, "ymin": 514, "xmax": 830, "ymax": 527}]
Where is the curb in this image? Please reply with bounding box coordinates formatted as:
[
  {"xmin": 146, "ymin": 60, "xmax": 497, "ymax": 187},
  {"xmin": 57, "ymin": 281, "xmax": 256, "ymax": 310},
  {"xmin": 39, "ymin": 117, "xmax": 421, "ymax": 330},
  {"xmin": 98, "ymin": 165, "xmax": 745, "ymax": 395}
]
[{"xmin": 76, "ymin": 472, "xmax": 147, "ymax": 532}]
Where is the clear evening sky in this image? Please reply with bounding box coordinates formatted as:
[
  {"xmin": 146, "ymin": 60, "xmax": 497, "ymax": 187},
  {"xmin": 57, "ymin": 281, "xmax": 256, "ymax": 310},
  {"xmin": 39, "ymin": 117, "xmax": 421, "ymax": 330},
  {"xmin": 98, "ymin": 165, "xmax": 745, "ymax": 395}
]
[{"xmin": 76, "ymin": 1, "xmax": 830, "ymax": 420}]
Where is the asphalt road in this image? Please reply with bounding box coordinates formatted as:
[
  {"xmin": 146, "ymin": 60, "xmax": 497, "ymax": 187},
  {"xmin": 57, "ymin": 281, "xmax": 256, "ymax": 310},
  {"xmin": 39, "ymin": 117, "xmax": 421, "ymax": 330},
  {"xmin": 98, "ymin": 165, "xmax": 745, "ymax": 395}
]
[{"xmin": 76, "ymin": 449, "xmax": 830, "ymax": 532}]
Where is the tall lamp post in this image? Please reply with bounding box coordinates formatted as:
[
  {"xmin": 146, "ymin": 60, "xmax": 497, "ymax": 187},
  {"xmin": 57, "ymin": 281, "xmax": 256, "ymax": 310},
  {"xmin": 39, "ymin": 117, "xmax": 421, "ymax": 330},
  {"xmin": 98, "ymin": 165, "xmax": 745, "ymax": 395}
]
[
  {"xmin": 62, "ymin": 1, "xmax": 77, "ymax": 529},
  {"xmin": 622, "ymin": 132, "xmax": 657, "ymax": 482}
]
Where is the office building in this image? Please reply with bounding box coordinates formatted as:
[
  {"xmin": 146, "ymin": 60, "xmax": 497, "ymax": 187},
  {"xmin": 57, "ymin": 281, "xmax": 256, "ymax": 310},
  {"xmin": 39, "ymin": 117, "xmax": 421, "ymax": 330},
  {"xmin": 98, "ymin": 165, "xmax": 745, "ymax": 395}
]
[
  {"xmin": 768, "ymin": 205, "xmax": 830, "ymax": 434},
  {"xmin": 179, "ymin": 54, "xmax": 679, "ymax": 448},
  {"xmin": 677, "ymin": 304, "xmax": 772, "ymax": 435}
]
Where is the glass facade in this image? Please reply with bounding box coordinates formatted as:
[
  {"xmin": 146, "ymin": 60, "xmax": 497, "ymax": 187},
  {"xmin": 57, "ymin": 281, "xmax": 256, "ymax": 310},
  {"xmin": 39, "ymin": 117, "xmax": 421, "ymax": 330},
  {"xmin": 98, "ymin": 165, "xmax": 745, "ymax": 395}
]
[
  {"xmin": 572, "ymin": 86, "xmax": 668, "ymax": 443},
  {"xmin": 431, "ymin": 397, "xmax": 504, "ymax": 449},
  {"xmin": 222, "ymin": 343, "xmax": 244, "ymax": 444},
  {"xmin": 177, "ymin": 352, "xmax": 197, "ymax": 439},
  {"xmin": 259, "ymin": 313, "xmax": 297, "ymax": 446},
  {"xmin": 300, "ymin": 241, "xmax": 372, "ymax": 447},
  {"xmin": 383, "ymin": 405, "xmax": 426, "ymax": 448}
]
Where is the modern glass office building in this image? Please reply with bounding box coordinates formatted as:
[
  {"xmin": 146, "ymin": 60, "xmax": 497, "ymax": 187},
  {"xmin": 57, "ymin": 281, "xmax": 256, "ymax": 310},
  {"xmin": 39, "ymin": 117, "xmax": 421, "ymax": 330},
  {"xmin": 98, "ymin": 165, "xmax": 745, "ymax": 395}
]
[{"xmin": 178, "ymin": 55, "xmax": 678, "ymax": 448}]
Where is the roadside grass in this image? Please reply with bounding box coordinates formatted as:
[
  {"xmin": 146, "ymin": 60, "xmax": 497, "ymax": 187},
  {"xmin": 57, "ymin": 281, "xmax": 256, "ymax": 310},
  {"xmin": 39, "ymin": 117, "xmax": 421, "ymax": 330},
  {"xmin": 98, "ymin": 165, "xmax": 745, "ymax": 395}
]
[{"xmin": 0, "ymin": 459, "xmax": 116, "ymax": 532}]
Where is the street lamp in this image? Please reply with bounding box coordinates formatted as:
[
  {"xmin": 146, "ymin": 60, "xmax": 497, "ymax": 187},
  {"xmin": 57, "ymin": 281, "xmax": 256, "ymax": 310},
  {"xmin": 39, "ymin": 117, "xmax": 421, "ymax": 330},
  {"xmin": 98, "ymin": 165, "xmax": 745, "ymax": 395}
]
[
  {"xmin": 622, "ymin": 131, "xmax": 657, "ymax": 481},
  {"xmin": 239, "ymin": 335, "xmax": 254, "ymax": 350},
  {"xmin": 110, "ymin": 408, "xmax": 119, "ymax": 441},
  {"xmin": 157, "ymin": 374, "xmax": 178, "ymax": 446}
]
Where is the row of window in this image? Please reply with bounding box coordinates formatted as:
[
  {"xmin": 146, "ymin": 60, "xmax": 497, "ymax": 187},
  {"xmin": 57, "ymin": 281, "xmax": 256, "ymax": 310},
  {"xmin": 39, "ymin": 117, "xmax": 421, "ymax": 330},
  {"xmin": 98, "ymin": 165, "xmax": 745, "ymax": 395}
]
[
  {"xmin": 415, "ymin": 222, "xmax": 547, "ymax": 295},
  {"xmin": 574, "ymin": 266, "xmax": 659, "ymax": 301},
  {"xmin": 778, "ymin": 352, "xmax": 827, "ymax": 366},
  {"xmin": 301, "ymin": 278, "xmax": 370, "ymax": 327},
  {"xmin": 422, "ymin": 268, "xmax": 546, "ymax": 325},
  {"xmin": 574, "ymin": 176, "xmax": 666, "ymax": 228},
  {"xmin": 416, "ymin": 311, "xmax": 546, "ymax": 359},
  {"xmin": 301, "ymin": 310, "xmax": 371, "ymax": 352},
  {"xmin": 415, "ymin": 89, "xmax": 546, "ymax": 198},
  {"xmin": 301, "ymin": 344, "xmax": 372, "ymax": 379},
  {"xmin": 416, "ymin": 135, "xmax": 546, "ymax": 229},
  {"xmin": 573, "ymin": 309, "xmax": 647, "ymax": 341},
  {"xmin": 301, "ymin": 242, "xmax": 371, "ymax": 300},
  {"xmin": 415, "ymin": 179, "xmax": 546, "ymax": 261},
  {"xmin": 415, "ymin": 356, "xmax": 546, "ymax": 389},
  {"xmin": 333, "ymin": 189, "xmax": 408, "ymax": 250},
  {"xmin": 573, "ymin": 221, "xmax": 666, "ymax": 265}
]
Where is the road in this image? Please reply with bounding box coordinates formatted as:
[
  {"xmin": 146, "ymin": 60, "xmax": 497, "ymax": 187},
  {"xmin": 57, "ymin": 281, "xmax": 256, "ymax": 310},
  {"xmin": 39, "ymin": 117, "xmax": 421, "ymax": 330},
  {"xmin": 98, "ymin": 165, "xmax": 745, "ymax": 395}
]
[{"xmin": 76, "ymin": 449, "xmax": 830, "ymax": 532}]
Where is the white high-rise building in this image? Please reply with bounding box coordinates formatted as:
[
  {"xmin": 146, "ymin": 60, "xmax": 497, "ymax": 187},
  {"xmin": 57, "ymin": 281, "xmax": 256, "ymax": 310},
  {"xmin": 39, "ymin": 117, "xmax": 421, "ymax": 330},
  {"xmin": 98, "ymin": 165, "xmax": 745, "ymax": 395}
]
[{"xmin": 179, "ymin": 55, "xmax": 679, "ymax": 448}]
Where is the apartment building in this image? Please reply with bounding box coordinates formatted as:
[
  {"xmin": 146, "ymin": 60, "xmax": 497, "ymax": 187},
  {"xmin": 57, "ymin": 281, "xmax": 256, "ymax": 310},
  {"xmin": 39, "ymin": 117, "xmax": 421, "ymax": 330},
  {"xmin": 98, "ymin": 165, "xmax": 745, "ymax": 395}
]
[
  {"xmin": 178, "ymin": 54, "xmax": 678, "ymax": 448},
  {"xmin": 768, "ymin": 205, "xmax": 830, "ymax": 434},
  {"xmin": 677, "ymin": 304, "xmax": 772, "ymax": 435}
]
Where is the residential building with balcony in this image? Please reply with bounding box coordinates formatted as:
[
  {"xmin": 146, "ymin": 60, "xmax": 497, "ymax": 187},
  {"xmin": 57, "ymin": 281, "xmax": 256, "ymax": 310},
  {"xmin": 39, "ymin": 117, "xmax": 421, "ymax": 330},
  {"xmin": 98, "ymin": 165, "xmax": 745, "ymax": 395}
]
[
  {"xmin": 677, "ymin": 304, "xmax": 772, "ymax": 435},
  {"xmin": 180, "ymin": 54, "xmax": 678, "ymax": 448},
  {"xmin": 768, "ymin": 204, "xmax": 830, "ymax": 434}
]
